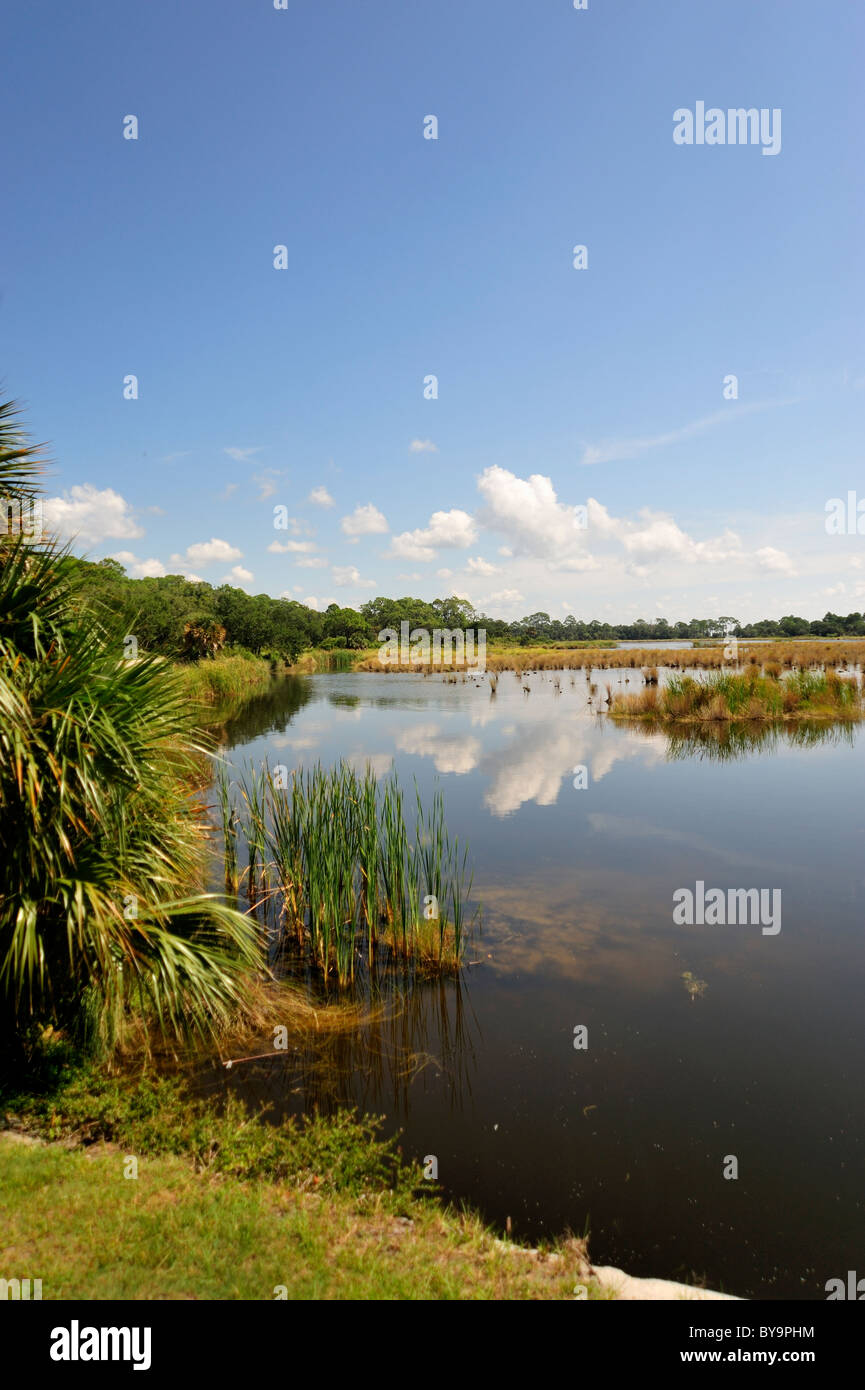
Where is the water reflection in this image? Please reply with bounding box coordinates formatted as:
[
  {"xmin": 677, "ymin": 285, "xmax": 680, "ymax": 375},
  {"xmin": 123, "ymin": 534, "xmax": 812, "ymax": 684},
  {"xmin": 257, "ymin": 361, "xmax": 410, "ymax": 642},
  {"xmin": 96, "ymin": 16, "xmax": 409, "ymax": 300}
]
[
  {"xmin": 210, "ymin": 675, "xmax": 313, "ymax": 746},
  {"xmin": 199, "ymin": 667, "xmax": 865, "ymax": 1299},
  {"xmin": 199, "ymin": 973, "xmax": 479, "ymax": 1123},
  {"xmin": 658, "ymin": 719, "xmax": 859, "ymax": 761}
]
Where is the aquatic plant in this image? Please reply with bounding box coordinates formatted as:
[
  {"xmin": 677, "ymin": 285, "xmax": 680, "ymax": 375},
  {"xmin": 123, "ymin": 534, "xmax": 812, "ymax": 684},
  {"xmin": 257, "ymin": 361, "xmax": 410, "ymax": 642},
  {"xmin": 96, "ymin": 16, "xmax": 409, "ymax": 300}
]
[
  {"xmin": 609, "ymin": 668, "xmax": 864, "ymax": 725},
  {"xmin": 218, "ymin": 762, "xmax": 477, "ymax": 987}
]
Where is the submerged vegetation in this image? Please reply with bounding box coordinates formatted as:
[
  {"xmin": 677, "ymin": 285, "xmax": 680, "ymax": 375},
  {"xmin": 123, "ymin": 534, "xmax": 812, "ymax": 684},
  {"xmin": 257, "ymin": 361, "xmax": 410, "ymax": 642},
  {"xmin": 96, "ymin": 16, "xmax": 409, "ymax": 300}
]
[
  {"xmin": 217, "ymin": 762, "xmax": 476, "ymax": 987},
  {"xmin": 610, "ymin": 667, "xmax": 864, "ymax": 725}
]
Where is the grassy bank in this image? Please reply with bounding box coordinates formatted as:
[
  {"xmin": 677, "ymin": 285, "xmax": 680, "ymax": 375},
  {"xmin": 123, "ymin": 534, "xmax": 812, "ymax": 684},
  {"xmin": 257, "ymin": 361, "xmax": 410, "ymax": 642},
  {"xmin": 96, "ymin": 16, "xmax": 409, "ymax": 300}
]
[
  {"xmin": 177, "ymin": 652, "xmax": 279, "ymax": 703},
  {"xmin": 0, "ymin": 1059, "xmax": 602, "ymax": 1301},
  {"xmin": 610, "ymin": 668, "xmax": 864, "ymax": 724}
]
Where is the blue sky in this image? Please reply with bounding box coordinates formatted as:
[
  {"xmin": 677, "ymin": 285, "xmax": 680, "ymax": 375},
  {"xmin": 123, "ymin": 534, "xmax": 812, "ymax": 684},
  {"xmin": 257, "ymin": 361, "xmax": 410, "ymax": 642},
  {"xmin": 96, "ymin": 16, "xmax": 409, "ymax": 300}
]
[{"xmin": 3, "ymin": 0, "xmax": 863, "ymax": 621}]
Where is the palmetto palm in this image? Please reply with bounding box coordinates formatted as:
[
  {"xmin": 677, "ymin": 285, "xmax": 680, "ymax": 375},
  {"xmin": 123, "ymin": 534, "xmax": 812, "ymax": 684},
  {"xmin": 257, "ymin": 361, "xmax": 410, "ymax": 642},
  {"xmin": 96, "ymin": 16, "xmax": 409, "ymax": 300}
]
[{"xmin": 0, "ymin": 399, "xmax": 262, "ymax": 1051}]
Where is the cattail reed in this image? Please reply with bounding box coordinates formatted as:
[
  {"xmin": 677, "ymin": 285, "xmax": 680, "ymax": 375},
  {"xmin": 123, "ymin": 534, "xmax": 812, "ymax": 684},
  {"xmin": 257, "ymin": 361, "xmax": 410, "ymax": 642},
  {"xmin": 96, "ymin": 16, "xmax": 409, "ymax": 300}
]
[{"xmin": 224, "ymin": 762, "xmax": 476, "ymax": 987}]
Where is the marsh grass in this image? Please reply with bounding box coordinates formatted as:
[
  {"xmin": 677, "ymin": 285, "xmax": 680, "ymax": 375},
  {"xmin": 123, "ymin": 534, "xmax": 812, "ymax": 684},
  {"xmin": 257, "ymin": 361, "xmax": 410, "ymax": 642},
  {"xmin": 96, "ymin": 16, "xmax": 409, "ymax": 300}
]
[
  {"xmin": 216, "ymin": 763, "xmax": 477, "ymax": 987},
  {"xmin": 351, "ymin": 638, "xmax": 865, "ymax": 675},
  {"xmin": 610, "ymin": 668, "xmax": 863, "ymax": 725},
  {"xmin": 178, "ymin": 653, "xmax": 276, "ymax": 703}
]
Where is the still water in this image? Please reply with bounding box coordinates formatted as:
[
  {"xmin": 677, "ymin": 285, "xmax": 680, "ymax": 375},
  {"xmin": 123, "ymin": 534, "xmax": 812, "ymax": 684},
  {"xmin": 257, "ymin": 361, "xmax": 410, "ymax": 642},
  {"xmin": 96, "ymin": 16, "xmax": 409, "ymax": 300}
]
[{"xmin": 204, "ymin": 669, "xmax": 865, "ymax": 1299}]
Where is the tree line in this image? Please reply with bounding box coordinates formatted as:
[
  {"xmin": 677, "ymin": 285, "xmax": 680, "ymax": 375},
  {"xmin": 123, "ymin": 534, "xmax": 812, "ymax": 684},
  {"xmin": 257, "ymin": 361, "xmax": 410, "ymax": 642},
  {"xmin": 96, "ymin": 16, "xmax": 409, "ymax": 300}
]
[{"xmin": 64, "ymin": 557, "xmax": 865, "ymax": 661}]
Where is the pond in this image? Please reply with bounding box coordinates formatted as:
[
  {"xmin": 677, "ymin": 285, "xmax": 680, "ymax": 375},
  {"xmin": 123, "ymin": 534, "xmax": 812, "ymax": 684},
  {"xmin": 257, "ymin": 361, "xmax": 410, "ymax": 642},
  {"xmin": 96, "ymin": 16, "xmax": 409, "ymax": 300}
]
[{"xmin": 202, "ymin": 668, "xmax": 865, "ymax": 1300}]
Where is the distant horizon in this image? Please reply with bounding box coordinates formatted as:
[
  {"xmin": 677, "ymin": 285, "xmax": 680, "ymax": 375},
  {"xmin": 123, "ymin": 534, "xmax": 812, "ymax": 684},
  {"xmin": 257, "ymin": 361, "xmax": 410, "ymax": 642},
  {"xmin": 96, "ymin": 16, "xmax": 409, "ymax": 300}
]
[{"xmin": 68, "ymin": 554, "xmax": 865, "ymax": 636}]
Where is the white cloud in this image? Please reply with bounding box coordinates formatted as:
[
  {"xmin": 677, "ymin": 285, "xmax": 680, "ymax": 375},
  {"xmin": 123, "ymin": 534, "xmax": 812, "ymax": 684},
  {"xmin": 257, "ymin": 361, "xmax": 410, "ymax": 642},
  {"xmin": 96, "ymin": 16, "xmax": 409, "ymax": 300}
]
[
  {"xmin": 332, "ymin": 565, "xmax": 377, "ymax": 588},
  {"xmin": 253, "ymin": 471, "xmax": 282, "ymax": 500},
  {"xmin": 466, "ymin": 556, "xmax": 499, "ymax": 576},
  {"xmin": 297, "ymin": 556, "xmax": 328, "ymax": 568},
  {"xmin": 111, "ymin": 551, "xmax": 166, "ymax": 579},
  {"xmin": 389, "ymin": 508, "xmax": 477, "ymax": 561},
  {"xmin": 302, "ymin": 595, "xmax": 337, "ymax": 610},
  {"xmin": 268, "ymin": 540, "xmax": 317, "ymax": 554},
  {"xmin": 477, "ymin": 466, "xmax": 586, "ymax": 555},
  {"xmin": 227, "ymin": 565, "xmax": 254, "ymax": 583},
  {"xmin": 580, "ymin": 400, "xmax": 794, "ymax": 466},
  {"xmin": 43, "ymin": 485, "xmax": 144, "ymax": 544},
  {"xmin": 588, "ymin": 499, "xmax": 743, "ymax": 568},
  {"xmin": 341, "ymin": 503, "xmax": 388, "ymax": 536},
  {"xmin": 172, "ymin": 538, "xmax": 243, "ymax": 567},
  {"xmin": 224, "ymin": 447, "xmax": 261, "ymax": 463},
  {"xmin": 755, "ymin": 546, "xmax": 795, "ymax": 575},
  {"xmin": 409, "ymin": 439, "xmax": 438, "ymax": 454},
  {"xmin": 484, "ymin": 588, "xmax": 525, "ymax": 606},
  {"xmin": 308, "ymin": 486, "xmax": 335, "ymax": 507}
]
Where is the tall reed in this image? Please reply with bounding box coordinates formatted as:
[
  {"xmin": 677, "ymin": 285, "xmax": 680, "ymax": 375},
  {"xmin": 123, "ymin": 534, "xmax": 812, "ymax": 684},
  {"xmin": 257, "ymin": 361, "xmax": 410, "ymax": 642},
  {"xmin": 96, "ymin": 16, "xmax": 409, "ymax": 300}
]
[{"xmin": 220, "ymin": 762, "xmax": 476, "ymax": 987}]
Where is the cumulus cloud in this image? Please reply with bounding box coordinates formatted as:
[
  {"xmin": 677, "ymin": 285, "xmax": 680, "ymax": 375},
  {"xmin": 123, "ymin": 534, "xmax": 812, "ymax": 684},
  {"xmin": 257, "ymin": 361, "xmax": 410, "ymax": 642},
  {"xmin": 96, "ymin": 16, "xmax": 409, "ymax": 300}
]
[
  {"xmin": 111, "ymin": 551, "xmax": 166, "ymax": 579},
  {"xmin": 171, "ymin": 538, "xmax": 243, "ymax": 567},
  {"xmin": 296, "ymin": 556, "xmax": 328, "ymax": 569},
  {"xmin": 409, "ymin": 439, "xmax": 438, "ymax": 454},
  {"xmin": 43, "ymin": 485, "xmax": 144, "ymax": 545},
  {"xmin": 755, "ymin": 546, "xmax": 795, "ymax": 575},
  {"xmin": 389, "ymin": 508, "xmax": 477, "ymax": 561},
  {"xmin": 226, "ymin": 565, "xmax": 254, "ymax": 583},
  {"xmin": 588, "ymin": 499, "xmax": 743, "ymax": 567},
  {"xmin": 308, "ymin": 486, "xmax": 335, "ymax": 507},
  {"xmin": 466, "ymin": 556, "xmax": 499, "ymax": 576},
  {"xmin": 483, "ymin": 588, "xmax": 525, "ymax": 606},
  {"xmin": 332, "ymin": 565, "xmax": 377, "ymax": 588},
  {"xmin": 341, "ymin": 503, "xmax": 388, "ymax": 536},
  {"xmin": 477, "ymin": 466, "xmax": 586, "ymax": 557}
]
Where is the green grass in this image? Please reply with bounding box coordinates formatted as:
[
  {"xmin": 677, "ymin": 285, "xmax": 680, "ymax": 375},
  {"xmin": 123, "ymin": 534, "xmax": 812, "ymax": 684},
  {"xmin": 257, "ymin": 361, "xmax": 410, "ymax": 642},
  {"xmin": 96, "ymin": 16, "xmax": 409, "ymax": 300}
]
[
  {"xmin": 177, "ymin": 652, "xmax": 277, "ymax": 703},
  {"xmin": 0, "ymin": 1139, "xmax": 604, "ymax": 1299},
  {"xmin": 0, "ymin": 1057, "xmax": 606, "ymax": 1301}
]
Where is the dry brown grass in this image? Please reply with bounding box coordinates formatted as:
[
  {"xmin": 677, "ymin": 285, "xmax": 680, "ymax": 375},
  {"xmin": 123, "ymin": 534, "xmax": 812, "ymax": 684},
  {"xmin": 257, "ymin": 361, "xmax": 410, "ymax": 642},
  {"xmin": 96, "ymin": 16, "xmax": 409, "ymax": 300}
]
[{"xmin": 352, "ymin": 639, "xmax": 865, "ymax": 675}]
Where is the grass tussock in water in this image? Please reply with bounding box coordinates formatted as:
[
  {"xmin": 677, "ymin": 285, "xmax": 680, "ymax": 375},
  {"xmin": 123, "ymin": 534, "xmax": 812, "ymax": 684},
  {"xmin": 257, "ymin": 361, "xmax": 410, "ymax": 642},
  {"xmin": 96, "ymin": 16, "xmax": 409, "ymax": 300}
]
[
  {"xmin": 610, "ymin": 668, "xmax": 863, "ymax": 724},
  {"xmin": 218, "ymin": 762, "xmax": 477, "ymax": 986}
]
